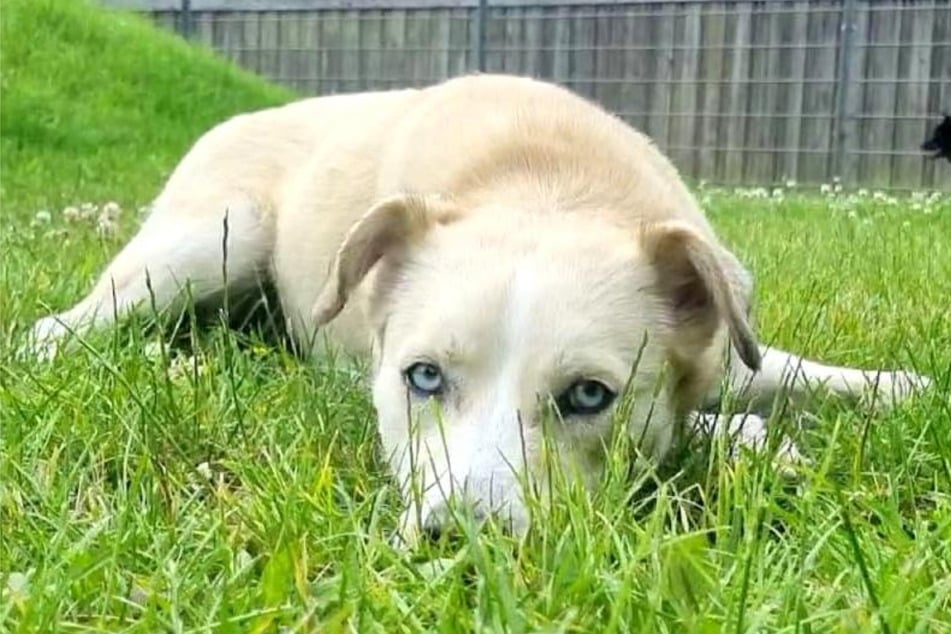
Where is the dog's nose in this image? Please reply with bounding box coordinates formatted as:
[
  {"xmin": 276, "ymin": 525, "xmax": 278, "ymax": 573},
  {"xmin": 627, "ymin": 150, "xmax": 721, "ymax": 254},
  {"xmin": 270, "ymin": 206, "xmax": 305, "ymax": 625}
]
[
  {"xmin": 421, "ymin": 503, "xmax": 487, "ymax": 545},
  {"xmin": 422, "ymin": 516, "xmax": 469, "ymax": 548},
  {"xmin": 422, "ymin": 521, "xmax": 445, "ymax": 544}
]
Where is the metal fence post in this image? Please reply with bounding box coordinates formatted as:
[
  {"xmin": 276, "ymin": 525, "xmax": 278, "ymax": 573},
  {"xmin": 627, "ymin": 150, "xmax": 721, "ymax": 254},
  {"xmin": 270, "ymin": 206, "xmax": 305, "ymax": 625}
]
[
  {"xmin": 180, "ymin": 0, "xmax": 193, "ymax": 39},
  {"xmin": 833, "ymin": 0, "xmax": 857, "ymax": 183},
  {"xmin": 474, "ymin": 0, "xmax": 488, "ymax": 72}
]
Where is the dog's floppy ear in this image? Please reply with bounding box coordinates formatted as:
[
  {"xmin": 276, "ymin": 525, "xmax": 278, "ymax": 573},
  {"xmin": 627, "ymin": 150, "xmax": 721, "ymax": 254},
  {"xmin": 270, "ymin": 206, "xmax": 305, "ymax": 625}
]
[
  {"xmin": 312, "ymin": 193, "xmax": 460, "ymax": 326},
  {"xmin": 641, "ymin": 221, "xmax": 761, "ymax": 372}
]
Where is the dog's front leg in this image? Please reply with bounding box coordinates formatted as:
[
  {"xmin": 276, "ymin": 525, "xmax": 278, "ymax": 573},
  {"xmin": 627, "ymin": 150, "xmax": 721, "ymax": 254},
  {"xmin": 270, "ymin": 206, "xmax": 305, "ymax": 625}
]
[{"xmin": 708, "ymin": 343, "xmax": 932, "ymax": 416}]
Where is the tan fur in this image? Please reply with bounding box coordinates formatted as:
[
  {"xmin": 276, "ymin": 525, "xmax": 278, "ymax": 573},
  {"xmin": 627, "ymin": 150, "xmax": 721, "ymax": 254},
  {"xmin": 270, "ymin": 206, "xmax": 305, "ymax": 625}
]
[{"xmin": 26, "ymin": 74, "xmax": 932, "ymax": 544}]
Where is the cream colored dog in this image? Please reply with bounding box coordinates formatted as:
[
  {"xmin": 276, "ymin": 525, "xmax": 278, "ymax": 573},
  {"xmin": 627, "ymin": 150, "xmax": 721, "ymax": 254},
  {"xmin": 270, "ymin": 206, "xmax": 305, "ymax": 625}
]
[{"xmin": 27, "ymin": 74, "xmax": 931, "ymax": 544}]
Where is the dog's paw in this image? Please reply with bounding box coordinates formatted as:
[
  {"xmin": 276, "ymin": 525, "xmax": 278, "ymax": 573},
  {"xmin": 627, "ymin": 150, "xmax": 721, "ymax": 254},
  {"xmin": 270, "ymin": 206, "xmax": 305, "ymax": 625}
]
[
  {"xmin": 730, "ymin": 413, "xmax": 806, "ymax": 477},
  {"xmin": 696, "ymin": 412, "xmax": 807, "ymax": 478},
  {"xmin": 17, "ymin": 313, "xmax": 84, "ymax": 363},
  {"xmin": 857, "ymin": 370, "xmax": 934, "ymax": 412},
  {"xmin": 17, "ymin": 315, "xmax": 70, "ymax": 362}
]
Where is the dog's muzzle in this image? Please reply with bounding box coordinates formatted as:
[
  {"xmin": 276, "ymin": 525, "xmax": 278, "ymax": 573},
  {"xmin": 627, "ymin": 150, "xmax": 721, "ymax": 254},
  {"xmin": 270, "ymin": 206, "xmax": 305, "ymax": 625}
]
[{"xmin": 397, "ymin": 475, "xmax": 532, "ymax": 546}]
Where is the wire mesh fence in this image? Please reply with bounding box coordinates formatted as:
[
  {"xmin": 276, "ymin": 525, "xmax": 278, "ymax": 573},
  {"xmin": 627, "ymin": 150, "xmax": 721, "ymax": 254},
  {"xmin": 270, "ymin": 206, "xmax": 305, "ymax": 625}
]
[{"xmin": 113, "ymin": 0, "xmax": 951, "ymax": 191}]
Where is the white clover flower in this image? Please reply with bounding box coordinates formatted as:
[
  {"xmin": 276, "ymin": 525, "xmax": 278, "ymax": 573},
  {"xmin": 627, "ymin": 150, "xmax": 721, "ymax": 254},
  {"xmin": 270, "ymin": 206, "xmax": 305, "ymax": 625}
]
[
  {"xmin": 820, "ymin": 184, "xmax": 832, "ymax": 195},
  {"xmin": 62, "ymin": 206, "xmax": 80, "ymax": 221},
  {"xmin": 100, "ymin": 201, "xmax": 122, "ymax": 221},
  {"xmin": 168, "ymin": 354, "xmax": 204, "ymax": 382},
  {"xmin": 96, "ymin": 217, "xmax": 117, "ymax": 238},
  {"xmin": 79, "ymin": 202, "xmax": 98, "ymax": 219}
]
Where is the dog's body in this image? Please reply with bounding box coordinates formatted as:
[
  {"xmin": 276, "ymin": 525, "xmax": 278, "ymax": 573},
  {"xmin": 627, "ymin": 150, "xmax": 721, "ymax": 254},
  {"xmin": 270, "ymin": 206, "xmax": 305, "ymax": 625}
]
[{"xmin": 29, "ymin": 74, "xmax": 930, "ymax": 542}]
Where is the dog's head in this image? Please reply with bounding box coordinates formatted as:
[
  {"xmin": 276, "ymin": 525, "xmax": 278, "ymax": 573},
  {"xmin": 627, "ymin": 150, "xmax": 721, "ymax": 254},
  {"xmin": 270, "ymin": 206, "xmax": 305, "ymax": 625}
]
[{"xmin": 313, "ymin": 193, "xmax": 759, "ymax": 544}]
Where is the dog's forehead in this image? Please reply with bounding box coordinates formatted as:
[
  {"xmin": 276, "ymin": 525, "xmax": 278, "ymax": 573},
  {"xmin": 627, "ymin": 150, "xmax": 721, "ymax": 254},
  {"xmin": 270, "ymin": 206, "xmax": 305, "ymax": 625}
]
[
  {"xmin": 405, "ymin": 227, "xmax": 648, "ymax": 315},
  {"xmin": 386, "ymin": 231, "xmax": 660, "ymax": 370}
]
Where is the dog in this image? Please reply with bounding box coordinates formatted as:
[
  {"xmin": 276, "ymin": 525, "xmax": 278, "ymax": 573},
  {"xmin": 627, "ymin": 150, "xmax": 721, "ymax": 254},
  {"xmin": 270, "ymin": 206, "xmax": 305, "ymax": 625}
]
[
  {"xmin": 922, "ymin": 114, "xmax": 951, "ymax": 162},
  {"xmin": 26, "ymin": 74, "xmax": 932, "ymax": 545}
]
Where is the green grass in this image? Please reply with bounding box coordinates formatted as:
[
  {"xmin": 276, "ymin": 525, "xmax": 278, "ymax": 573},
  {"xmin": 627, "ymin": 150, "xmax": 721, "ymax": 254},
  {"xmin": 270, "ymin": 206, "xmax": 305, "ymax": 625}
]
[{"xmin": 2, "ymin": 0, "xmax": 951, "ymax": 631}]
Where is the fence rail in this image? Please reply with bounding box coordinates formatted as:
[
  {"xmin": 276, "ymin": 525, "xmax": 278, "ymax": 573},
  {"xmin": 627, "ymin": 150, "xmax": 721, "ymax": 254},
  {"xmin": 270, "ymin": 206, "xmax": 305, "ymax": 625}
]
[{"xmin": 106, "ymin": 0, "xmax": 951, "ymax": 191}]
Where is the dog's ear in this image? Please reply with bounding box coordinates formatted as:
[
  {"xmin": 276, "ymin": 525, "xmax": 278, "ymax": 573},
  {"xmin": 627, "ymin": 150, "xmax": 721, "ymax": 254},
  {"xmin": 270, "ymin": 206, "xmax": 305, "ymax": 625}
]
[
  {"xmin": 641, "ymin": 221, "xmax": 761, "ymax": 372},
  {"xmin": 312, "ymin": 193, "xmax": 460, "ymax": 326}
]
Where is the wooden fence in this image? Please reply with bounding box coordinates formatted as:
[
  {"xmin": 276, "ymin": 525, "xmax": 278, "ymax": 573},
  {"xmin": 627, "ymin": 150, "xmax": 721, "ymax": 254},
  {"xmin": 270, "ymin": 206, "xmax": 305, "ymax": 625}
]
[{"xmin": 108, "ymin": 0, "xmax": 951, "ymax": 191}]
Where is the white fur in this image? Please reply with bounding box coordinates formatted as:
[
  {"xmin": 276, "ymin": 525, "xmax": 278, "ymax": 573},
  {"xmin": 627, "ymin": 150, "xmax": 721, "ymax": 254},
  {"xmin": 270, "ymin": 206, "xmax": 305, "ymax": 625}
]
[{"xmin": 24, "ymin": 74, "xmax": 933, "ymax": 545}]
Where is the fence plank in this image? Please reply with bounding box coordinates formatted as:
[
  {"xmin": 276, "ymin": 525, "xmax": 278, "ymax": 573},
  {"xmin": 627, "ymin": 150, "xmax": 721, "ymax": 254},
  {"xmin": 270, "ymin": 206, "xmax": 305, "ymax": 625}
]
[
  {"xmin": 299, "ymin": 13, "xmax": 319, "ymax": 93},
  {"xmin": 381, "ymin": 9, "xmax": 408, "ymax": 87},
  {"xmin": 591, "ymin": 10, "xmax": 614, "ymax": 116},
  {"xmin": 571, "ymin": 8, "xmax": 597, "ymax": 99},
  {"xmin": 359, "ymin": 10, "xmax": 383, "ymax": 90},
  {"xmin": 859, "ymin": 4, "xmax": 903, "ymax": 186},
  {"xmin": 275, "ymin": 11, "xmax": 296, "ymax": 90},
  {"xmin": 723, "ymin": 3, "xmax": 751, "ymax": 183},
  {"xmin": 743, "ymin": 6, "xmax": 772, "ymax": 184},
  {"xmin": 778, "ymin": 2, "xmax": 808, "ymax": 184},
  {"xmin": 671, "ymin": 3, "xmax": 702, "ymax": 178},
  {"xmin": 840, "ymin": 3, "xmax": 868, "ymax": 185},
  {"xmin": 893, "ymin": 3, "xmax": 934, "ymax": 189},
  {"xmin": 503, "ymin": 9, "xmax": 525, "ymax": 74},
  {"xmin": 447, "ymin": 8, "xmax": 471, "ymax": 75},
  {"xmin": 193, "ymin": 10, "xmax": 215, "ymax": 50},
  {"xmin": 257, "ymin": 11, "xmax": 279, "ymax": 82},
  {"xmin": 521, "ymin": 8, "xmax": 543, "ymax": 76},
  {"xmin": 429, "ymin": 7, "xmax": 452, "ymax": 80},
  {"xmin": 626, "ymin": 7, "xmax": 653, "ymax": 134},
  {"xmin": 339, "ymin": 7, "xmax": 361, "ymax": 89},
  {"xmin": 551, "ymin": 6, "xmax": 571, "ymax": 83},
  {"xmin": 698, "ymin": 3, "xmax": 727, "ymax": 183},
  {"xmin": 650, "ymin": 5, "xmax": 675, "ymax": 149},
  {"xmin": 240, "ymin": 7, "xmax": 260, "ymax": 74},
  {"xmin": 798, "ymin": 4, "xmax": 838, "ymax": 185},
  {"xmin": 484, "ymin": 6, "xmax": 505, "ymax": 72}
]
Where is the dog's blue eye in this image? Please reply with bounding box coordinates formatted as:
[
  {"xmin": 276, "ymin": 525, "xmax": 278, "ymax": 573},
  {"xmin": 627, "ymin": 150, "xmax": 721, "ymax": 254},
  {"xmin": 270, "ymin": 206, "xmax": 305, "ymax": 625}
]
[
  {"xmin": 556, "ymin": 380, "xmax": 615, "ymax": 416},
  {"xmin": 405, "ymin": 362, "xmax": 444, "ymax": 396}
]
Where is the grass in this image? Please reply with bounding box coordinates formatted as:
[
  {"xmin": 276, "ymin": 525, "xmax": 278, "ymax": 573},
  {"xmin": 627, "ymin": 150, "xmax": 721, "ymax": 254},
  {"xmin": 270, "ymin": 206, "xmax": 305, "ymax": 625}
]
[{"xmin": 2, "ymin": 0, "xmax": 950, "ymax": 631}]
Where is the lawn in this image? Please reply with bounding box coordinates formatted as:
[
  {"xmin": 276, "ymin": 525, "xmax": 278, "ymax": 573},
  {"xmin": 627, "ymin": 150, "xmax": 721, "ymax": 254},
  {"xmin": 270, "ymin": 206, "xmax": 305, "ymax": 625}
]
[{"xmin": 2, "ymin": 1, "xmax": 950, "ymax": 632}]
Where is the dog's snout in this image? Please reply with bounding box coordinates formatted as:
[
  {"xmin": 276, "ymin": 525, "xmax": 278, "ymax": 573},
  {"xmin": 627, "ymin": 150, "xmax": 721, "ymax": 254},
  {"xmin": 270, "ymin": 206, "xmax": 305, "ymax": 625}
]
[
  {"xmin": 421, "ymin": 518, "xmax": 446, "ymax": 544},
  {"xmin": 420, "ymin": 509, "xmax": 466, "ymax": 547},
  {"xmin": 420, "ymin": 501, "xmax": 489, "ymax": 545}
]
